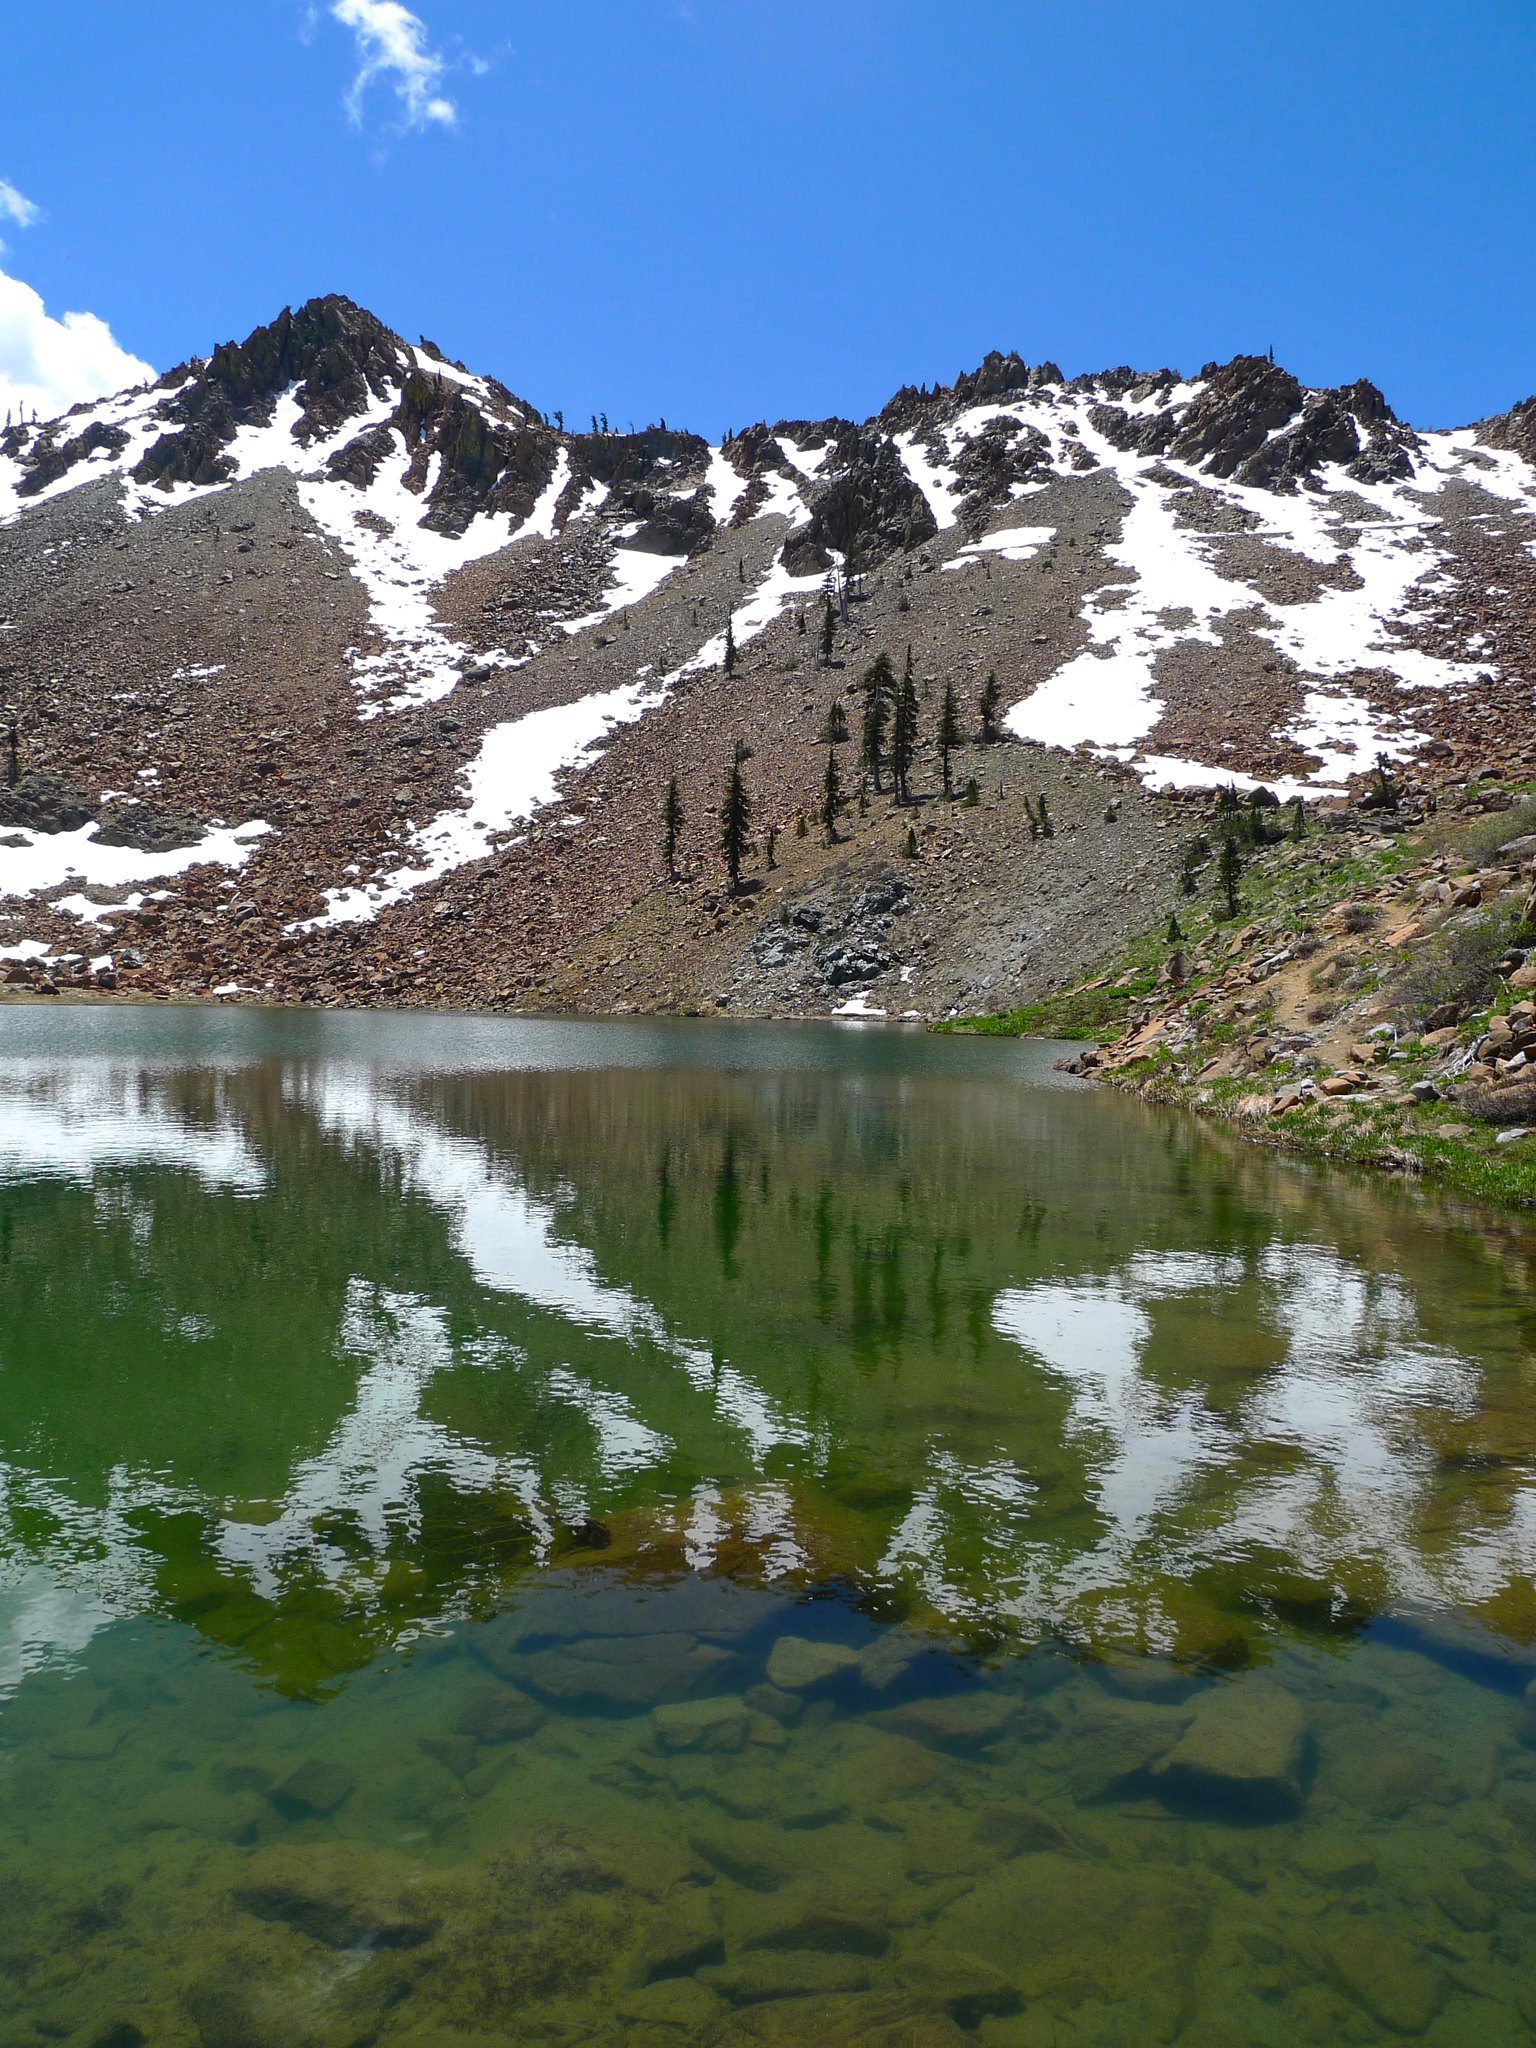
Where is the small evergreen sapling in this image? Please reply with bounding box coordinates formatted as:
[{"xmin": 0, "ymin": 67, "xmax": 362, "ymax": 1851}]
[
  {"xmin": 821, "ymin": 700, "xmax": 849, "ymax": 744},
  {"xmin": 890, "ymin": 662, "xmax": 919, "ymax": 803},
  {"xmin": 978, "ymin": 671, "xmax": 1002, "ymax": 743},
  {"xmin": 937, "ymin": 680, "xmax": 962, "ymax": 796},
  {"xmin": 819, "ymin": 596, "xmax": 836, "ymax": 665},
  {"xmin": 1218, "ymin": 832, "xmax": 1243, "ymax": 919},
  {"xmin": 723, "ymin": 617, "xmax": 737, "ymax": 676},
  {"xmin": 661, "ymin": 774, "xmax": 684, "ymax": 879},
  {"xmin": 860, "ymin": 653, "xmax": 895, "ymax": 791},
  {"xmin": 821, "ymin": 748, "xmax": 845, "ymax": 844},
  {"xmin": 719, "ymin": 750, "xmax": 753, "ymax": 892}
]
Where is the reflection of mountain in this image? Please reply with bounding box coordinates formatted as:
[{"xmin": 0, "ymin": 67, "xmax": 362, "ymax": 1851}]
[{"xmin": 0, "ymin": 1022, "xmax": 1534, "ymax": 1697}]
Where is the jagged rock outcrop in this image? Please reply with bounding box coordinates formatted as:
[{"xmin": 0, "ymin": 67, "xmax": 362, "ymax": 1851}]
[
  {"xmin": 1480, "ymin": 394, "xmax": 1536, "ymax": 465},
  {"xmin": 782, "ymin": 427, "xmax": 938, "ymax": 573}
]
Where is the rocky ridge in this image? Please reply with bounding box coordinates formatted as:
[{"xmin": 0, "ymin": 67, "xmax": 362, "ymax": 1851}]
[{"xmin": 1, "ymin": 298, "xmax": 1535, "ymax": 1015}]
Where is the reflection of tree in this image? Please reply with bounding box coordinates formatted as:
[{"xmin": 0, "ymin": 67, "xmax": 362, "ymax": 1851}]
[{"xmin": 0, "ymin": 1047, "xmax": 1532, "ymax": 1697}]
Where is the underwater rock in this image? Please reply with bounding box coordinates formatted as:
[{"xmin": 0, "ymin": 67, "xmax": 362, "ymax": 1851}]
[
  {"xmin": 1050, "ymin": 1694, "xmax": 1191, "ymax": 1797},
  {"xmin": 766, "ymin": 1637, "xmax": 860, "ymax": 1690},
  {"xmin": 737, "ymin": 1880, "xmax": 891, "ymax": 1956},
  {"xmin": 420, "ymin": 1734, "xmax": 478, "ymax": 1781},
  {"xmin": 454, "ymin": 1681, "xmax": 547, "ymax": 1744},
  {"xmin": 704, "ymin": 1952, "xmax": 874, "ymax": 2003},
  {"xmin": 857, "ymin": 1634, "xmax": 924, "ymax": 1692},
  {"xmin": 935, "ymin": 1853, "xmax": 1204, "ymax": 2025},
  {"xmin": 632, "ymin": 1891, "xmax": 725, "ymax": 1982},
  {"xmin": 971, "ymin": 1803, "xmax": 1074, "ymax": 1858},
  {"xmin": 1328, "ymin": 1925, "xmax": 1445, "ymax": 2035},
  {"xmin": 1291, "ymin": 1836, "xmax": 1376, "ymax": 1888},
  {"xmin": 1433, "ymin": 1874, "xmax": 1497, "ymax": 1932},
  {"xmin": 617, "ymin": 1976, "xmax": 724, "ymax": 2028},
  {"xmin": 873, "ymin": 1692, "xmax": 1018, "ymax": 1752},
  {"xmin": 895, "ymin": 1946, "xmax": 1020, "ymax": 2024},
  {"xmin": 704, "ymin": 1763, "xmax": 850, "ymax": 1829},
  {"xmin": 496, "ymin": 1631, "xmax": 732, "ymax": 1709},
  {"xmin": 652, "ymin": 1695, "xmax": 751, "ymax": 1753},
  {"xmin": 1150, "ymin": 1682, "xmax": 1306, "ymax": 1816},
  {"xmin": 265, "ymin": 1758, "xmax": 356, "ymax": 1819},
  {"xmin": 711, "ymin": 1990, "xmax": 970, "ymax": 2045},
  {"xmin": 232, "ymin": 1847, "xmax": 438, "ymax": 1950},
  {"xmin": 1092, "ymin": 1652, "xmax": 1199, "ymax": 1703},
  {"xmin": 48, "ymin": 1725, "xmax": 124, "ymax": 1761},
  {"xmin": 690, "ymin": 1824, "xmax": 795, "ymax": 1892}
]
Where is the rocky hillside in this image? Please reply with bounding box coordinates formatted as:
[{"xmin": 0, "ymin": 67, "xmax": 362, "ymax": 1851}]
[{"xmin": 1, "ymin": 296, "xmax": 1534, "ymax": 1015}]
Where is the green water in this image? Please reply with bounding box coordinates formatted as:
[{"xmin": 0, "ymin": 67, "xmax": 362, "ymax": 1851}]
[{"xmin": 1, "ymin": 1007, "xmax": 1535, "ymax": 2047}]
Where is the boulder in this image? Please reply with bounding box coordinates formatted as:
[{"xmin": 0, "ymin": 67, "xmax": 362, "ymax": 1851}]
[
  {"xmin": 454, "ymin": 1681, "xmax": 546, "ymax": 1744},
  {"xmin": 1151, "ymin": 1682, "xmax": 1306, "ymax": 1816},
  {"xmin": 703, "ymin": 1953, "xmax": 872, "ymax": 2004},
  {"xmin": 766, "ymin": 1637, "xmax": 859, "ymax": 1691},
  {"xmin": 873, "ymin": 1693, "xmax": 1017, "ymax": 1752},
  {"xmin": 266, "ymin": 1758, "xmax": 355, "ymax": 1819},
  {"xmin": 737, "ymin": 1881, "xmax": 891, "ymax": 1956},
  {"xmin": 652, "ymin": 1695, "xmax": 750, "ymax": 1754},
  {"xmin": 894, "ymin": 1947, "xmax": 1020, "ymax": 2025},
  {"xmin": 493, "ymin": 1630, "xmax": 731, "ymax": 1709},
  {"xmin": 1328, "ymin": 1926, "xmax": 1444, "ymax": 2035}
]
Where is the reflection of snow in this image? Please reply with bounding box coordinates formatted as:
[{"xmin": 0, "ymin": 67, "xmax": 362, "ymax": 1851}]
[
  {"xmin": 982, "ymin": 1243, "xmax": 1518, "ymax": 1631},
  {"xmin": 0, "ymin": 1063, "xmax": 266, "ymax": 1191},
  {"xmin": 215, "ymin": 1281, "xmax": 555, "ymax": 1599},
  {"xmin": 288, "ymin": 1068, "xmax": 805, "ymax": 1461}
]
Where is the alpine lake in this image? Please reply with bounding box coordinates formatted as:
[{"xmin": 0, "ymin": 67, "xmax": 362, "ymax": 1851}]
[{"xmin": 2, "ymin": 1004, "xmax": 1536, "ymax": 2048}]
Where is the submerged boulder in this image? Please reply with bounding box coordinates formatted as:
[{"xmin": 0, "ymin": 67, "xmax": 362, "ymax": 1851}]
[{"xmin": 1150, "ymin": 1680, "xmax": 1306, "ymax": 1816}]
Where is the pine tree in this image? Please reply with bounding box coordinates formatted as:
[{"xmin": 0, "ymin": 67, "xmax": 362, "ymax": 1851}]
[
  {"xmin": 820, "ymin": 748, "xmax": 844, "ymax": 845},
  {"xmin": 719, "ymin": 751, "xmax": 753, "ymax": 892},
  {"xmin": 821, "ymin": 700, "xmax": 849, "ymax": 744},
  {"xmin": 860, "ymin": 653, "xmax": 895, "ymax": 791},
  {"xmin": 661, "ymin": 775, "xmax": 684, "ymax": 878},
  {"xmin": 723, "ymin": 617, "xmax": 737, "ymax": 676},
  {"xmin": 979, "ymin": 670, "xmax": 1002, "ymax": 743},
  {"xmin": 1166, "ymin": 913, "xmax": 1183, "ymax": 944},
  {"xmin": 819, "ymin": 595, "xmax": 836, "ymax": 665},
  {"xmin": 1218, "ymin": 832, "xmax": 1243, "ymax": 918},
  {"xmin": 890, "ymin": 661, "xmax": 919, "ymax": 803},
  {"xmin": 1290, "ymin": 796, "xmax": 1306, "ymax": 840},
  {"xmin": 904, "ymin": 825, "xmax": 919, "ymax": 858},
  {"xmin": 962, "ymin": 776, "xmax": 980, "ymax": 807},
  {"xmin": 937, "ymin": 681, "xmax": 962, "ymax": 796}
]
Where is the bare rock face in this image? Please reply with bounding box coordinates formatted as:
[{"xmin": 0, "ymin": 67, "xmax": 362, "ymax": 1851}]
[
  {"xmin": 782, "ymin": 427, "xmax": 938, "ymax": 573},
  {"xmin": 0, "ymin": 770, "xmax": 97, "ymax": 834},
  {"xmin": 1480, "ymin": 393, "xmax": 1536, "ymax": 464}
]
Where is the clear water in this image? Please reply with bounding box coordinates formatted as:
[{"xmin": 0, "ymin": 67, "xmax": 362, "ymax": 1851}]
[{"xmin": 1, "ymin": 1005, "xmax": 1534, "ymax": 2047}]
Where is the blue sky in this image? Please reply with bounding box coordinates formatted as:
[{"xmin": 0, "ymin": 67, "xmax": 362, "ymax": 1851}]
[{"xmin": 3, "ymin": 1, "xmax": 1534, "ymax": 431}]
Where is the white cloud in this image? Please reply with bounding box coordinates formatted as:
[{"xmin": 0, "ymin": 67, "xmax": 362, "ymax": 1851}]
[
  {"xmin": 331, "ymin": 0, "xmax": 457, "ymax": 130},
  {"xmin": 0, "ymin": 268, "xmax": 154, "ymax": 424},
  {"xmin": 0, "ymin": 179, "xmax": 40, "ymax": 256}
]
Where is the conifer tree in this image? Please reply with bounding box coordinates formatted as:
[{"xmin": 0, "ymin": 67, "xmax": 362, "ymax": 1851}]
[
  {"xmin": 1036, "ymin": 792, "xmax": 1054, "ymax": 838},
  {"xmin": 821, "ymin": 748, "xmax": 844, "ymax": 844},
  {"xmin": 1218, "ymin": 832, "xmax": 1243, "ymax": 918},
  {"xmin": 661, "ymin": 774, "xmax": 684, "ymax": 878},
  {"xmin": 766, "ymin": 824, "xmax": 778, "ymax": 869},
  {"xmin": 962, "ymin": 776, "xmax": 980, "ymax": 807},
  {"xmin": 979, "ymin": 670, "xmax": 1002, "ymax": 743},
  {"xmin": 860, "ymin": 653, "xmax": 895, "ymax": 791},
  {"xmin": 1290, "ymin": 796, "xmax": 1306, "ymax": 840},
  {"xmin": 819, "ymin": 596, "xmax": 836, "ymax": 665},
  {"xmin": 821, "ymin": 700, "xmax": 849, "ymax": 744},
  {"xmin": 937, "ymin": 680, "xmax": 962, "ymax": 796},
  {"xmin": 891, "ymin": 661, "xmax": 919, "ymax": 803},
  {"xmin": 904, "ymin": 825, "xmax": 919, "ymax": 858},
  {"xmin": 1166, "ymin": 913, "xmax": 1182, "ymax": 944},
  {"xmin": 723, "ymin": 617, "xmax": 737, "ymax": 676},
  {"xmin": 719, "ymin": 750, "xmax": 753, "ymax": 892}
]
